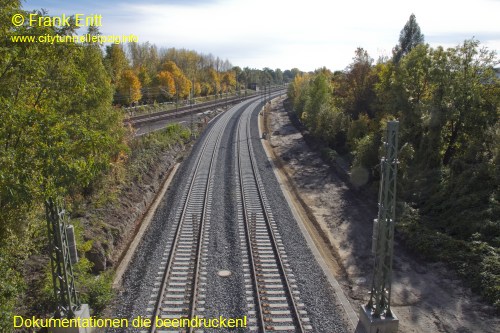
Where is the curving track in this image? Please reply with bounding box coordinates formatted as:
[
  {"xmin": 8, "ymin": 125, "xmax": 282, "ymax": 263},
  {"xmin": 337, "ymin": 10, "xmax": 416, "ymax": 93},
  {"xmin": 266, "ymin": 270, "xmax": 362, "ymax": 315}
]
[
  {"xmin": 236, "ymin": 100, "xmax": 311, "ymax": 332},
  {"xmin": 117, "ymin": 91, "xmax": 349, "ymax": 333},
  {"xmin": 143, "ymin": 95, "xmax": 254, "ymax": 333},
  {"xmin": 144, "ymin": 93, "xmax": 308, "ymax": 332}
]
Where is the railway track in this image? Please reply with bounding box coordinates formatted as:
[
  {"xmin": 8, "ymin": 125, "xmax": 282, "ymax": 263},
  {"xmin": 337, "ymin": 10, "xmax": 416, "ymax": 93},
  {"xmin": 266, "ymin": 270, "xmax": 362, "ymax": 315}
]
[
  {"xmin": 125, "ymin": 88, "xmax": 285, "ymax": 127},
  {"xmin": 125, "ymin": 95, "xmax": 252, "ymax": 127},
  {"xmin": 236, "ymin": 101, "xmax": 312, "ymax": 332},
  {"xmin": 143, "ymin": 92, "xmax": 309, "ymax": 332},
  {"xmin": 143, "ymin": 96, "xmax": 244, "ymax": 333}
]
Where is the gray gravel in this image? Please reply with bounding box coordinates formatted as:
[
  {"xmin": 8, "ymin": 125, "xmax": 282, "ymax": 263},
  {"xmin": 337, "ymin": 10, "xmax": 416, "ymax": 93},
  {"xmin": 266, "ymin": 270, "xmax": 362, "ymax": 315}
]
[
  {"xmin": 108, "ymin": 95, "xmax": 350, "ymax": 332},
  {"xmin": 248, "ymin": 102, "xmax": 350, "ymax": 333}
]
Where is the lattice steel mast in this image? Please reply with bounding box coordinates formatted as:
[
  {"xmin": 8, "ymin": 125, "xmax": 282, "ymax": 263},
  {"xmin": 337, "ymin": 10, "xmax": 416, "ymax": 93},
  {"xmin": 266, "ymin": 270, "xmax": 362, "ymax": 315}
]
[
  {"xmin": 45, "ymin": 198, "xmax": 80, "ymax": 318},
  {"xmin": 366, "ymin": 121, "xmax": 399, "ymax": 318}
]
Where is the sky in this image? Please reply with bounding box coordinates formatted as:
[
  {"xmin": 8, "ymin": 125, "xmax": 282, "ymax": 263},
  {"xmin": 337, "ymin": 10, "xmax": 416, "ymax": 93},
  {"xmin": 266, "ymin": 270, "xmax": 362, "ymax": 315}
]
[{"xmin": 22, "ymin": 0, "xmax": 500, "ymax": 72}]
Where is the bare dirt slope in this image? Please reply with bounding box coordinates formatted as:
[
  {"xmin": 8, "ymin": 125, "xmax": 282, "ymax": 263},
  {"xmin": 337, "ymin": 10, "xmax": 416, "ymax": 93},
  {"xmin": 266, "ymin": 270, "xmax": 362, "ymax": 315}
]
[{"xmin": 265, "ymin": 97, "xmax": 499, "ymax": 333}]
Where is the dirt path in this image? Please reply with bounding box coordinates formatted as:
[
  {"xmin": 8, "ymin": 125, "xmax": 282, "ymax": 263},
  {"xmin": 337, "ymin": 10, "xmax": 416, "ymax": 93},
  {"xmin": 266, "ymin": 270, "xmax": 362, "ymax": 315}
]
[{"xmin": 264, "ymin": 97, "xmax": 499, "ymax": 333}]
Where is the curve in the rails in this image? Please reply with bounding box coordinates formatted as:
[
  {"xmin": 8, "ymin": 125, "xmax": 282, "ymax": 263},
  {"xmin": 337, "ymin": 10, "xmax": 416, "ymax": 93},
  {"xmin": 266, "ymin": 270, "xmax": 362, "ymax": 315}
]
[
  {"xmin": 134, "ymin": 90, "xmax": 348, "ymax": 333},
  {"xmin": 125, "ymin": 88, "xmax": 285, "ymax": 126},
  {"xmin": 236, "ymin": 100, "xmax": 311, "ymax": 332},
  {"xmin": 144, "ymin": 96, "xmax": 264, "ymax": 333}
]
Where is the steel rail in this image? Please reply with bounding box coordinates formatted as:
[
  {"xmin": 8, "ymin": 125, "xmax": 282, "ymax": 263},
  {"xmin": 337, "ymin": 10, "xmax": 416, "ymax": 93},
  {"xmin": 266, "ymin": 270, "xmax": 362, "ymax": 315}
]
[
  {"xmin": 148, "ymin": 96, "xmax": 239, "ymax": 332},
  {"xmin": 125, "ymin": 88, "xmax": 285, "ymax": 126},
  {"xmin": 237, "ymin": 97, "xmax": 306, "ymax": 332},
  {"xmin": 237, "ymin": 102, "xmax": 267, "ymax": 332},
  {"xmin": 125, "ymin": 95, "xmax": 250, "ymax": 125}
]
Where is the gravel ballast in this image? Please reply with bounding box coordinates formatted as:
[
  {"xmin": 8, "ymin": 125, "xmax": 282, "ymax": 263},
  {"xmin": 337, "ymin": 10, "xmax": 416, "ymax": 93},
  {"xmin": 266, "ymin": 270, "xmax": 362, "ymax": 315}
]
[{"xmin": 109, "ymin": 95, "xmax": 350, "ymax": 332}]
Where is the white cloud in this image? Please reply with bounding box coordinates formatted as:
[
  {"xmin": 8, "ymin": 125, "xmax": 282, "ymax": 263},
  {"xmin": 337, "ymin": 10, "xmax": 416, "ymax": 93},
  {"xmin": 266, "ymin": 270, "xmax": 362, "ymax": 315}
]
[{"xmin": 23, "ymin": 0, "xmax": 500, "ymax": 71}]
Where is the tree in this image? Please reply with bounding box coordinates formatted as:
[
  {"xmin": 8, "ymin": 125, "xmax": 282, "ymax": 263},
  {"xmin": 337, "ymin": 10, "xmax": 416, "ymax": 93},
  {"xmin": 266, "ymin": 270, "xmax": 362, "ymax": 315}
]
[
  {"xmin": 104, "ymin": 44, "xmax": 129, "ymax": 85},
  {"xmin": 137, "ymin": 65, "xmax": 152, "ymax": 87},
  {"xmin": 201, "ymin": 82, "xmax": 213, "ymax": 96},
  {"xmin": 117, "ymin": 70, "xmax": 142, "ymax": 105},
  {"xmin": 232, "ymin": 66, "xmax": 243, "ymax": 88},
  {"xmin": 303, "ymin": 73, "xmax": 331, "ymax": 125},
  {"xmin": 161, "ymin": 61, "xmax": 192, "ymax": 99},
  {"xmin": 221, "ymin": 71, "xmax": 236, "ymax": 92},
  {"xmin": 396, "ymin": 44, "xmax": 432, "ymax": 148},
  {"xmin": 275, "ymin": 68, "xmax": 284, "ymax": 84},
  {"xmin": 287, "ymin": 30, "xmax": 500, "ymax": 310},
  {"xmin": 193, "ymin": 82, "xmax": 201, "ymax": 96},
  {"xmin": 160, "ymin": 48, "xmax": 203, "ymax": 89},
  {"xmin": 393, "ymin": 14, "xmax": 424, "ymax": 64},
  {"xmin": 207, "ymin": 68, "xmax": 220, "ymax": 95},
  {"xmin": 335, "ymin": 48, "xmax": 377, "ymax": 119},
  {"xmin": 128, "ymin": 42, "xmax": 159, "ymax": 88},
  {"xmin": 0, "ymin": 10, "xmax": 126, "ymax": 327},
  {"xmin": 263, "ymin": 67, "xmax": 276, "ymax": 83},
  {"xmin": 439, "ymin": 39, "xmax": 499, "ymax": 166},
  {"xmin": 288, "ymin": 73, "xmax": 309, "ymax": 116},
  {"xmin": 157, "ymin": 71, "xmax": 176, "ymax": 97},
  {"xmin": 290, "ymin": 68, "xmax": 301, "ymax": 79}
]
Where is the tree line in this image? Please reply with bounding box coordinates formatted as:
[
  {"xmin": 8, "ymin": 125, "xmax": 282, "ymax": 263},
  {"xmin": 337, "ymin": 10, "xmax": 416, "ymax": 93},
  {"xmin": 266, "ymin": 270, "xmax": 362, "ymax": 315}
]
[
  {"xmin": 288, "ymin": 14, "xmax": 499, "ymax": 309},
  {"xmin": 106, "ymin": 43, "xmax": 300, "ymax": 106}
]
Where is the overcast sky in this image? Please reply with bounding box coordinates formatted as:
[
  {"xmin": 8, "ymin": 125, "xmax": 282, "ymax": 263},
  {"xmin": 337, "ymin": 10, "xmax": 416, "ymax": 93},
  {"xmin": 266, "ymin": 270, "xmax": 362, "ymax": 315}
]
[{"xmin": 23, "ymin": 0, "xmax": 500, "ymax": 71}]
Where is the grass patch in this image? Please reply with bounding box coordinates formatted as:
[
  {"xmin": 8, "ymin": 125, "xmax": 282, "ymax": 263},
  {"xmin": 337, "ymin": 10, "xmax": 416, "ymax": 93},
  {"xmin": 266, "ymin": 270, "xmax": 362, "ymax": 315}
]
[
  {"xmin": 127, "ymin": 124, "xmax": 191, "ymax": 185},
  {"xmin": 90, "ymin": 123, "xmax": 191, "ymax": 208}
]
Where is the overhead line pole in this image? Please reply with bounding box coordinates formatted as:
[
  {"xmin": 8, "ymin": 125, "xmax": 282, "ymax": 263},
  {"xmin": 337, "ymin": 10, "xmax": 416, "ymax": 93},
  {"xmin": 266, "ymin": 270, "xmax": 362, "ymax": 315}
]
[
  {"xmin": 45, "ymin": 198, "xmax": 81, "ymax": 319},
  {"xmin": 358, "ymin": 121, "xmax": 400, "ymax": 333}
]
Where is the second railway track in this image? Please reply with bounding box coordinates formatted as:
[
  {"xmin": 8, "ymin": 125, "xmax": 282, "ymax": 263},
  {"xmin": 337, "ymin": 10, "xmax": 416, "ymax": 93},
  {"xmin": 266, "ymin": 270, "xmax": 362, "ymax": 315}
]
[
  {"xmin": 143, "ymin": 95, "xmax": 241, "ymax": 333},
  {"xmin": 236, "ymin": 100, "xmax": 311, "ymax": 332}
]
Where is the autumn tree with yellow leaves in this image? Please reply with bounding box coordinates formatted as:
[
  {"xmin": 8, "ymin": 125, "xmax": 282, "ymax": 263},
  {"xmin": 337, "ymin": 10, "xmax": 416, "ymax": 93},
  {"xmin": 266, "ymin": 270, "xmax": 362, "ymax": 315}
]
[
  {"xmin": 117, "ymin": 69, "xmax": 142, "ymax": 105},
  {"xmin": 104, "ymin": 43, "xmax": 294, "ymax": 104},
  {"xmin": 157, "ymin": 70, "xmax": 176, "ymax": 98},
  {"xmin": 161, "ymin": 61, "xmax": 192, "ymax": 100},
  {"xmin": 221, "ymin": 71, "xmax": 236, "ymax": 93}
]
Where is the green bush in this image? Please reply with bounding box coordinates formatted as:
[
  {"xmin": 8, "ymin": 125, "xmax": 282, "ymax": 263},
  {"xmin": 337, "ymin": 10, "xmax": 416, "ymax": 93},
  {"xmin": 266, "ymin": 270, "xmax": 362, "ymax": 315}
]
[
  {"xmin": 352, "ymin": 134, "xmax": 380, "ymax": 181},
  {"xmin": 0, "ymin": 223, "xmax": 40, "ymax": 332},
  {"xmin": 0, "ymin": 247, "xmax": 24, "ymax": 331},
  {"xmin": 398, "ymin": 205, "xmax": 500, "ymax": 311},
  {"xmin": 320, "ymin": 147, "xmax": 338, "ymax": 164},
  {"xmin": 76, "ymin": 261, "xmax": 114, "ymax": 315}
]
